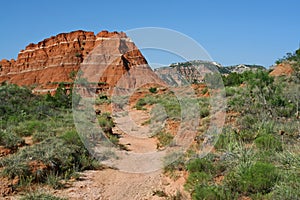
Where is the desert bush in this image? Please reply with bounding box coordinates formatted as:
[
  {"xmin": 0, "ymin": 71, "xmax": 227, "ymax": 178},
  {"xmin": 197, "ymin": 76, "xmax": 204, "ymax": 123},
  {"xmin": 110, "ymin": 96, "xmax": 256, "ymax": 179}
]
[
  {"xmin": 20, "ymin": 192, "xmax": 66, "ymax": 200},
  {"xmin": 149, "ymin": 87, "xmax": 157, "ymax": 93},
  {"xmin": 192, "ymin": 185, "xmax": 236, "ymax": 200},
  {"xmin": 153, "ymin": 190, "xmax": 168, "ymax": 197},
  {"xmin": 14, "ymin": 120, "xmax": 46, "ymax": 137},
  {"xmin": 199, "ymin": 107, "xmax": 210, "ymax": 118},
  {"xmin": 223, "ymin": 72, "xmax": 243, "ymax": 87},
  {"xmin": 32, "ymin": 131, "xmax": 55, "ymax": 143},
  {"xmin": 45, "ymin": 171, "xmax": 64, "ymax": 189},
  {"xmin": 214, "ymin": 129, "xmax": 239, "ymax": 151},
  {"xmin": 0, "ymin": 129, "xmax": 24, "ymax": 149},
  {"xmin": 156, "ymin": 131, "xmax": 174, "ymax": 147},
  {"xmin": 186, "ymin": 158, "xmax": 215, "ymax": 175},
  {"xmin": 97, "ymin": 112, "xmax": 114, "ymax": 134},
  {"xmin": 254, "ymin": 134, "xmax": 282, "ymax": 152},
  {"xmin": 270, "ymin": 172, "xmax": 300, "ymax": 200},
  {"xmin": 225, "ymin": 87, "xmax": 236, "ymax": 97},
  {"xmin": 184, "ymin": 172, "xmax": 212, "ymax": 192},
  {"xmin": 225, "ymin": 161, "xmax": 278, "ymax": 195},
  {"xmin": 135, "ymin": 98, "xmax": 147, "ymax": 110},
  {"xmin": 0, "ymin": 136, "xmax": 97, "ymax": 184},
  {"xmin": 95, "ymin": 94, "xmax": 111, "ymax": 105}
]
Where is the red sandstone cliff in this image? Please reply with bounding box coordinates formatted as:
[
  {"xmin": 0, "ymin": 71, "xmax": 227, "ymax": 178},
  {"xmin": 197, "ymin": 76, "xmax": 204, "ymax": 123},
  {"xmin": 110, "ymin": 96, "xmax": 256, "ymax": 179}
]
[{"xmin": 0, "ymin": 30, "xmax": 163, "ymax": 93}]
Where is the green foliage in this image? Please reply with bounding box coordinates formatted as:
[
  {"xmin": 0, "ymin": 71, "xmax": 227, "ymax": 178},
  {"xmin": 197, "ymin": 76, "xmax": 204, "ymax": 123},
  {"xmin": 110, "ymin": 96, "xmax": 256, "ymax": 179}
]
[
  {"xmin": 254, "ymin": 134, "xmax": 282, "ymax": 152},
  {"xmin": 186, "ymin": 158, "xmax": 215, "ymax": 175},
  {"xmin": 134, "ymin": 93, "xmax": 181, "ymax": 119},
  {"xmin": 0, "ymin": 129, "xmax": 24, "ymax": 149},
  {"xmin": 97, "ymin": 112, "xmax": 114, "ymax": 134},
  {"xmin": 156, "ymin": 131, "xmax": 174, "ymax": 147},
  {"xmin": 0, "ymin": 136, "xmax": 97, "ymax": 183},
  {"xmin": 32, "ymin": 131, "xmax": 55, "ymax": 143},
  {"xmin": 275, "ymin": 47, "xmax": 300, "ymax": 64},
  {"xmin": 52, "ymin": 83, "xmax": 72, "ymax": 108},
  {"xmin": 199, "ymin": 107, "xmax": 210, "ymax": 118},
  {"xmin": 184, "ymin": 172, "xmax": 212, "ymax": 191},
  {"xmin": 95, "ymin": 93, "xmax": 111, "ymax": 105},
  {"xmin": 225, "ymin": 162, "xmax": 278, "ymax": 195},
  {"xmin": 153, "ymin": 190, "xmax": 168, "ymax": 197},
  {"xmin": 20, "ymin": 192, "xmax": 66, "ymax": 200},
  {"xmin": 149, "ymin": 87, "xmax": 157, "ymax": 93},
  {"xmin": 0, "ymin": 84, "xmax": 46, "ymax": 123},
  {"xmin": 14, "ymin": 120, "xmax": 46, "ymax": 137},
  {"xmin": 192, "ymin": 185, "xmax": 236, "ymax": 200},
  {"xmin": 45, "ymin": 171, "xmax": 64, "ymax": 189},
  {"xmin": 214, "ymin": 128, "xmax": 239, "ymax": 151},
  {"xmin": 135, "ymin": 98, "xmax": 147, "ymax": 110},
  {"xmin": 223, "ymin": 72, "xmax": 243, "ymax": 86}
]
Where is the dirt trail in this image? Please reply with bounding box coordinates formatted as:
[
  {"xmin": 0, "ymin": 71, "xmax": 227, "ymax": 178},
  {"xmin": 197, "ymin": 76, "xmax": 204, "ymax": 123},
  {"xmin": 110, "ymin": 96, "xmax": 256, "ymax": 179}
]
[
  {"xmin": 54, "ymin": 168, "xmax": 188, "ymax": 200},
  {"xmin": 55, "ymin": 105, "xmax": 189, "ymax": 200},
  {"xmin": 114, "ymin": 106, "xmax": 159, "ymax": 153}
]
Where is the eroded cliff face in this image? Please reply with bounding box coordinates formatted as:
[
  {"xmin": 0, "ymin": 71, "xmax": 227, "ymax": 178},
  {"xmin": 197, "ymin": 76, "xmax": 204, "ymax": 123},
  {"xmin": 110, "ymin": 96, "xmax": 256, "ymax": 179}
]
[{"xmin": 0, "ymin": 30, "xmax": 162, "ymax": 94}]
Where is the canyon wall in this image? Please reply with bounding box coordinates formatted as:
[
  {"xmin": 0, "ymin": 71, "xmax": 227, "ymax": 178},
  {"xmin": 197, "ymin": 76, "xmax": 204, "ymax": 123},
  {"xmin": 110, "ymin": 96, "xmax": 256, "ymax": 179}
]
[{"xmin": 0, "ymin": 30, "xmax": 163, "ymax": 94}]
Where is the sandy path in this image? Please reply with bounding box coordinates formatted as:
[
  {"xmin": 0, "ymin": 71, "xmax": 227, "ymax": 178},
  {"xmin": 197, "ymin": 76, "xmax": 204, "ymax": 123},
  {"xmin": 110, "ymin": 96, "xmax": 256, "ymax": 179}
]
[{"xmin": 55, "ymin": 168, "xmax": 189, "ymax": 200}]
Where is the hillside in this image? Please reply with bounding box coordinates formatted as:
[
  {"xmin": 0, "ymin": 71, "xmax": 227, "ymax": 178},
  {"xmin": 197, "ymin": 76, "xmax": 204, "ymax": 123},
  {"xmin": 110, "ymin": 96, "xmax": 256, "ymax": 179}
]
[{"xmin": 154, "ymin": 60, "xmax": 266, "ymax": 86}]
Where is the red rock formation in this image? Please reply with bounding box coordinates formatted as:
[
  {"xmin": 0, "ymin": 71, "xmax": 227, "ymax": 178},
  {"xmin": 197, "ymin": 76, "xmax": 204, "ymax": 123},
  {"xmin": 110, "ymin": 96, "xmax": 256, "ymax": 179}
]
[
  {"xmin": 269, "ymin": 62, "xmax": 293, "ymax": 76},
  {"xmin": 0, "ymin": 30, "xmax": 163, "ymax": 94}
]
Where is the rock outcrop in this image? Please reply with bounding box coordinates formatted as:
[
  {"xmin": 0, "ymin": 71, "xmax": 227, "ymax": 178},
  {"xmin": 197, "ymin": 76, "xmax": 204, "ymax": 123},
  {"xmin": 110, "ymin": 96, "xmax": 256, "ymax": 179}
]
[
  {"xmin": 154, "ymin": 60, "xmax": 225, "ymax": 86},
  {"xmin": 0, "ymin": 30, "xmax": 163, "ymax": 94},
  {"xmin": 225, "ymin": 64, "xmax": 266, "ymax": 74},
  {"xmin": 269, "ymin": 62, "xmax": 293, "ymax": 76}
]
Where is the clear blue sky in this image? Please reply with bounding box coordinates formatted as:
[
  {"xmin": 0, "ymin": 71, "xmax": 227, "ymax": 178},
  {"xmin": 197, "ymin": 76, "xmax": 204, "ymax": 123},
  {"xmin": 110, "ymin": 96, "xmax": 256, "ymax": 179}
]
[{"xmin": 1, "ymin": 0, "xmax": 299, "ymax": 67}]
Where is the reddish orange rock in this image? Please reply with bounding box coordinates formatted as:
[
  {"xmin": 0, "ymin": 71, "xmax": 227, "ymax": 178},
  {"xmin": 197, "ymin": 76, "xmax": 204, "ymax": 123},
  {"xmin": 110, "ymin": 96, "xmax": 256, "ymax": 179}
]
[
  {"xmin": 0, "ymin": 30, "xmax": 163, "ymax": 94},
  {"xmin": 270, "ymin": 62, "xmax": 293, "ymax": 76}
]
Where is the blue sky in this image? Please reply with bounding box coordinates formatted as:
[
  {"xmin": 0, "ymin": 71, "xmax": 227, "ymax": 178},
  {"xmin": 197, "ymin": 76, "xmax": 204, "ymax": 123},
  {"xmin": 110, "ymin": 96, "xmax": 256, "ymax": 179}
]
[{"xmin": 0, "ymin": 0, "xmax": 299, "ymax": 67}]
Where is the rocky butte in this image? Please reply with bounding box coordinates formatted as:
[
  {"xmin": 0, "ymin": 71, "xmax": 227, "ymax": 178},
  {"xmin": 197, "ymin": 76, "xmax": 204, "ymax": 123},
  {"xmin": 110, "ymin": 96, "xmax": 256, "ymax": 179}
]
[{"xmin": 0, "ymin": 30, "xmax": 163, "ymax": 94}]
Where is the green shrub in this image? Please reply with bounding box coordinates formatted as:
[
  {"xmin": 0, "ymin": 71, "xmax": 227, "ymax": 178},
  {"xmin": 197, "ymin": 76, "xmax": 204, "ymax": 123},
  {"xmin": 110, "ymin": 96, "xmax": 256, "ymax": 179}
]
[
  {"xmin": 32, "ymin": 131, "xmax": 55, "ymax": 143},
  {"xmin": 199, "ymin": 107, "xmax": 210, "ymax": 118},
  {"xmin": 135, "ymin": 98, "xmax": 147, "ymax": 110},
  {"xmin": 270, "ymin": 172, "xmax": 300, "ymax": 200},
  {"xmin": 226, "ymin": 162, "xmax": 278, "ymax": 195},
  {"xmin": 156, "ymin": 131, "xmax": 174, "ymax": 147},
  {"xmin": 153, "ymin": 190, "xmax": 167, "ymax": 197},
  {"xmin": 95, "ymin": 94, "xmax": 111, "ymax": 105},
  {"xmin": 184, "ymin": 172, "xmax": 212, "ymax": 191},
  {"xmin": 192, "ymin": 185, "xmax": 236, "ymax": 200},
  {"xmin": 20, "ymin": 192, "xmax": 66, "ymax": 200},
  {"xmin": 186, "ymin": 158, "xmax": 215, "ymax": 175},
  {"xmin": 201, "ymin": 87, "xmax": 208, "ymax": 95},
  {"xmin": 1, "ymin": 161, "xmax": 31, "ymax": 179},
  {"xmin": 239, "ymin": 130, "xmax": 257, "ymax": 142},
  {"xmin": 0, "ymin": 130, "xmax": 24, "ymax": 149},
  {"xmin": 225, "ymin": 87, "xmax": 236, "ymax": 97},
  {"xmin": 60, "ymin": 130, "xmax": 82, "ymax": 147},
  {"xmin": 254, "ymin": 134, "xmax": 282, "ymax": 151},
  {"xmin": 14, "ymin": 120, "xmax": 45, "ymax": 137},
  {"xmin": 214, "ymin": 129, "xmax": 239, "ymax": 151},
  {"xmin": 0, "ymin": 137, "xmax": 97, "ymax": 183},
  {"xmin": 149, "ymin": 87, "xmax": 157, "ymax": 93},
  {"xmin": 97, "ymin": 113, "xmax": 114, "ymax": 134},
  {"xmin": 45, "ymin": 171, "xmax": 64, "ymax": 189}
]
